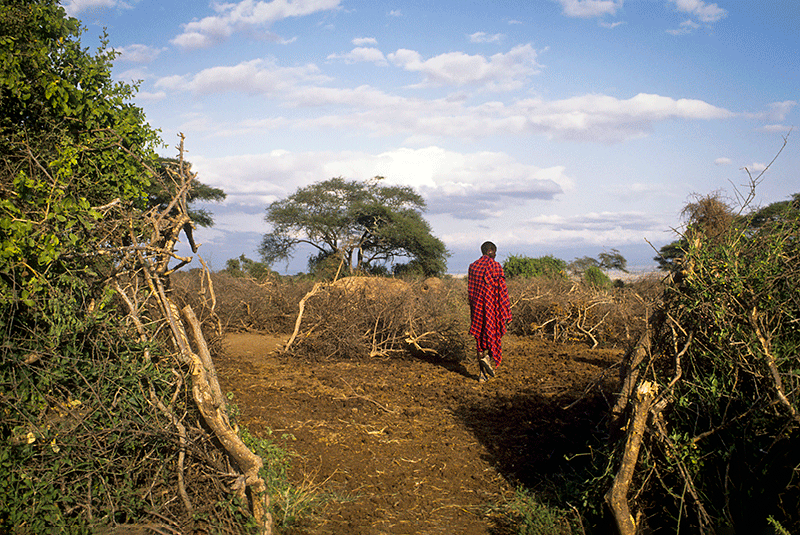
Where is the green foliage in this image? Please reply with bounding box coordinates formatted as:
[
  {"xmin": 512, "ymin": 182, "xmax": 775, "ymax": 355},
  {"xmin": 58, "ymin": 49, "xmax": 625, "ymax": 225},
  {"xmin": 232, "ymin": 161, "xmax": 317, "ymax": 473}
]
[
  {"xmin": 567, "ymin": 256, "xmax": 598, "ymax": 276},
  {"xmin": 597, "ymin": 248, "xmax": 628, "ymax": 272},
  {"xmin": 223, "ymin": 254, "xmax": 275, "ymax": 280},
  {"xmin": 582, "ymin": 265, "xmax": 611, "ymax": 289},
  {"xmin": 626, "ymin": 192, "xmax": 800, "ymax": 532},
  {"xmin": 655, "ymin": 192, "xmax": 799, "ymax": 270},
  {"xmin": 570, "ymin": 250, "xmax": 627, "ymax": 276},
  {"xmin": 653, "ymin": 238, "xmax": 687, "ymax": 271},
  {"xmin": 749, "ymin": 192, "xmax": 800, "ymax": 228},
  {"xmin": 0, "ymin": 324, "xmax": 179, "ymax": 532},
  {"xmin": 498, "ymin": 487, "xmax": 581, "ymax": 535},
  {"xmin": 503, "ymin": 254, "xmax": 567, "ymax": 279},
  {"xmin": 0, "ymin": 0, "xmax": 161, "ymax": 207},
  {"xmin": 237, "ymin": 421, "xmax": 324, "ymax": 529},
  {"xmin": 0, "ymin": 3, "xmax": 251, "ymax": 531},
  {"xmin": 260, "ymin": 176, "xmax": 448, "ymax": 277}
]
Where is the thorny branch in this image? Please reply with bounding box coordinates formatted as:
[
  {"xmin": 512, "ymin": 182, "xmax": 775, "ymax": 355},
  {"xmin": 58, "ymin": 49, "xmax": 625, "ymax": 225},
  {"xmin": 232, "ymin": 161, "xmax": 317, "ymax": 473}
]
[{"xmin": 110, "ymin": 133, "xmax": 273, "ymax": 533}]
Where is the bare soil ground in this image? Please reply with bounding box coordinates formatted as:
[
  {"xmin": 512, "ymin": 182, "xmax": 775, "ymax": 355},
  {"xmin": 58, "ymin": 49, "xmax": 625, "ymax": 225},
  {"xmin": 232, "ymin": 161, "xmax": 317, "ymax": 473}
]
[{"xmin": 216, "ymin": 333, "xmax": 623, "ymax": 535}]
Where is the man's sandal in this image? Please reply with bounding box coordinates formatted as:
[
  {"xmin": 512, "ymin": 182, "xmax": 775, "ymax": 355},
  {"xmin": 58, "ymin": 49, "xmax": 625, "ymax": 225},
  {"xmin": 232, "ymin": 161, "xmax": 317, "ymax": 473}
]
[{"xmin": 479, "ymin": 352, "xmax": 495, "ymax": 378}]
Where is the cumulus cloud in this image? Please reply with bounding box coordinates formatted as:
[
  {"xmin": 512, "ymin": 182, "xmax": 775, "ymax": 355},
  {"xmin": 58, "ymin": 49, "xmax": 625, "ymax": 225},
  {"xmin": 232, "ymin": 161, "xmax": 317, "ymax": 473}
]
[
  {"xmin": 172, "ymin": 0, "xmax": 342, "ymax": 50},
  {"xmin": 469, "ymin": 32, "xmax": 504, "ymax": 43},
  {"xmin": 743, "ymin": 162, "xmax": 767, "ymax": 174},
  {"xmin": 328, "ymin": 47, "xmax": 387, "ymax": 65},
  {"xmin": 190, "ymin": 146, "xmax": 571, "ymax": 223},
  {"xmin": 513, "ymin": 92, "xmax": 732, "ymax": 141},
  {"xmin": 763, "ymin": 100, "xmax": 796, "ymax": 122},
  {"xmin": 714, "ymin": 157, "xmax": 732, "ymax": 165},
  {"xmin": 62, "ymin": 0, "xmax": 129, "ymax": 16},
  {"xmin": 666, "ymin": 19, "xmax": 700, "ymax": 35},
  {"xmin": 388, "ymin": 9, "xmax": 402, "ymax": 17},
  {"xmin": 668, "ymin": 0, "xmax": 727, "ymax": 23},
  {"xmin": 388, "ymin": 44, "xmax": 543, "ymax": 91},
  {"xmin": 154, "ymin": 58, "xmax": 330, "ymax": 94},
  {"xmin": 352, "ymin": 37, "xmax": 378, "ymax": 46},
  {"xmin": 136, "ymin": 91, "xmax": 167, "ymax": 102},
  {"xmin": 554, "ymin": 0, "xmax": 622, "ymax": 18},
  {"xmin": 115, "ymin": 44, "xmax": 163, "ymax": 63},
  {"xmin": 600, "ymin": 21, "xmax": 625, "ymax": 29},
  {"xmin": 154, "ymin": 54, "xmax": 733, "ymax": 143}
]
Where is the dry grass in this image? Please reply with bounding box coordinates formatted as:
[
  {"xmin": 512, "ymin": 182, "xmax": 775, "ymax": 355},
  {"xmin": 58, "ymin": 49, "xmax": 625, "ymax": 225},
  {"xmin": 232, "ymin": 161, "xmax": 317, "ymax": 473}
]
[{"xmin": 173, "ymin": 272, "xmax": 662, "ymax": 361}]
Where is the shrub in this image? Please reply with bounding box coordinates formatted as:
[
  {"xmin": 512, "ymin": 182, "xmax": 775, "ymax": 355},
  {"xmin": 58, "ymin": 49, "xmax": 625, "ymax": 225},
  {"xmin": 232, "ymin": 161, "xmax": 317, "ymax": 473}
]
[
  {"xmin": 504, "ymin": 255, "xmax": 567, "ymax": 279},
  {"xmin": 583, "ymin": 266, "xmax": 612, "ymax": 289},
  {"xmin": 606, "ymin": 188, "xmax": 800, "ymax": 533}
]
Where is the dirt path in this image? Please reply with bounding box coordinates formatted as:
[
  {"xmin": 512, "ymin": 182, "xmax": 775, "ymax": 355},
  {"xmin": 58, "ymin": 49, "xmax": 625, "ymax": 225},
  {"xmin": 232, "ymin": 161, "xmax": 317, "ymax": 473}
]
[{"xmin": 216, "ymin": 333, "xmax": 622, "ymax": 534}]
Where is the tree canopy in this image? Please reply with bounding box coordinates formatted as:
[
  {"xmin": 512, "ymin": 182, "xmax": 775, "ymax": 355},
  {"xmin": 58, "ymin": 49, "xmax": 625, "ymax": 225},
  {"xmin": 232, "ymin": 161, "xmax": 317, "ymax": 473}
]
[{"xmin": 259, "ymin": 176, "xmax": 448, "ymax": 277}]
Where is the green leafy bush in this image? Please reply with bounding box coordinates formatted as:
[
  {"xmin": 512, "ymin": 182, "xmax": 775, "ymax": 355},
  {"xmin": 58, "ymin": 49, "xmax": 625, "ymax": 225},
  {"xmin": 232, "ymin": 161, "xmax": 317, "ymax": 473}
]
[
  {"xmin": 503, "ymin": 255, "xmax": 567, "ymax": 279},
  {"xmin": 607, "ymin": 189, "xmax": 800, "ymax": 533},
  {"xmin": 582, "ymin": 266, "xmax": 611, "ymax": 289}
]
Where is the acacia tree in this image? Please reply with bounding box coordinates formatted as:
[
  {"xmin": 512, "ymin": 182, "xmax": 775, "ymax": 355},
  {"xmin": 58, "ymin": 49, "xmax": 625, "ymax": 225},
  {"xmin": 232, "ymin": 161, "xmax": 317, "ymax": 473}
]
[{"xmin": 260, "ymin": 176, "xmax": 448, "ymax": 277}]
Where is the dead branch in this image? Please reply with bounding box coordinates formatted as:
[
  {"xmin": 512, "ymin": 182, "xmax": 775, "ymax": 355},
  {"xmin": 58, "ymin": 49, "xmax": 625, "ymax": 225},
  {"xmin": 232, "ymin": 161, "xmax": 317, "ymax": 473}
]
[
  {"xmin": 605, "ymin": 380, "xmax": 658, "ymax": 535},
  {"xmin": 750, "ymin": 307, "xmax": 799, "ymax": 423},
  {"xmin": 109, "ymin": 133, "xmax": 274, "ymax": 533},
  {"xmin": 284, "ymin": 281, "xmax": 325, "ymax": 353},
  {"xmin": 148, "ymin": 382, "xmax": 192, "ymax": 515}
]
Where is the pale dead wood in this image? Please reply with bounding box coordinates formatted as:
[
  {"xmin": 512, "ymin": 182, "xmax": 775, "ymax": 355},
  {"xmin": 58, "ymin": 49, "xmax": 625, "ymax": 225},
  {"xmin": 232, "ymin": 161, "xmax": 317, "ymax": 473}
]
[
  {"xmin": 605, "ymin": 380, "xmax": 657, "ymax": 535},
  {"xmin": 110, "ymin": 133, "xmax": 273, "ymax": 533},
  {"xmin": 284, "ymin": 281, "xmax": 325, "ymax": 353}
]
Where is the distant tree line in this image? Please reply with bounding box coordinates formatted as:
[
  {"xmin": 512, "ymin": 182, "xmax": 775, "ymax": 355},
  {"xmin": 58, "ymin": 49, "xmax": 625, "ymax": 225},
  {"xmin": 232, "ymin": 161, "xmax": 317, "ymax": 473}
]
[{"xmin": 502, "ymin": 249, "xmax": 628, "ymax": 289}]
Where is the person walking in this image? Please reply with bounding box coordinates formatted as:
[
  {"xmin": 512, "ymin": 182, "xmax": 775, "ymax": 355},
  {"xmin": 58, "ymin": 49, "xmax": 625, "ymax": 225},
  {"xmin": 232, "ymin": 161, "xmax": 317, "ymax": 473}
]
[{"xmin": 467, "ymin": 241, "xmax": 512, "ymax": 382}]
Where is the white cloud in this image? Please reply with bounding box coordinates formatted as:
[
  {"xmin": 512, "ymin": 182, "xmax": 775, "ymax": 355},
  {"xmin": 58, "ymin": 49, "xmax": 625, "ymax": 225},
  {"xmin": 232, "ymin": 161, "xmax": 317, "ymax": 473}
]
[
  {"xmin": 743, "ymin": 162, "xmax": 767, "ymax": 174},
  {"xmin": 527, "ymin": 211, "xmax": 665, "ymax": 232},
  {"xmin": 714, "ymin": 157, "xmax": 732, "ymax": 165},
  {"xmin": 513, "ymin": 92, "xmax": 732, "ymax": 141},
  {"xmin": 155, "ymin": 58, "xmax": 330, "ymax": 94},
  {"xmin": 600, "ymin": 21, "xmax": 625, "ymax": 29},
  {"xmin": 388, "ymin": 44, "xmax": 542, "ymax": 91},
  {"xmin": 469, "ymin": 32, "xmax": 504, "ymax": 43},
  {"xmin": 136, "ymin": 91, "xmax": 167, "ymax": 102},
  {"xmin": 761, "ymin": 124, "xmax": 792, "ymax": 133},
  {"xmin": 388, "ymin": 9, "xmax": 402, "ymax": 17},
  {"xmin": 171, "ymin": 32, "xmax": 215, "ymax": 50},
  {"xmin": 284, "ymin": 87, "xmax": 731, "ymax": 142},
  {"xmin": 554, "ymin": 0, "xmax": 623, "ymax": 18},
  {"xmin": 172, "ymin": 0, "xmax": 342, "ymax": 49},
  {"xmin": 352, "ymin": 37, "xmax": 378, "ymax": 46},
  {"xmin": 328, "ymin": 47, "xmax": 387, "ymax": 65},
  {"xmin": 115, "ymin": 44, "xmax": 164, "ymax": 63},
  {"xmin": 666, "ymin": 19, "xmax": 700, "ymax": 35},
  {"xmin": 668, "ymin": 0, "xmax": 727, "ymax": 23},
  {"xmin": 154, "ymin": 56, "xmax": 733, "ymax": 143},
  {"xmin": 191, "ymin": 146, "xmax": 573, "ymax": 222},
  {"xmin": 62, "ymin": 0, "xmax": 129, "ymax": 16},
  {"xmin": 763, "ymin": 101, "xmax": 796, "ymax": 122}
]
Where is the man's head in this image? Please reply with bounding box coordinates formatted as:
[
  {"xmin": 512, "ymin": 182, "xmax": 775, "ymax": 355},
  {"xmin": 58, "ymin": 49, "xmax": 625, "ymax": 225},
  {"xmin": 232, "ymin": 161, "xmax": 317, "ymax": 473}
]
[{"xmin": 480, "ymin": 241, "xmax": 497, "ymax": 258}]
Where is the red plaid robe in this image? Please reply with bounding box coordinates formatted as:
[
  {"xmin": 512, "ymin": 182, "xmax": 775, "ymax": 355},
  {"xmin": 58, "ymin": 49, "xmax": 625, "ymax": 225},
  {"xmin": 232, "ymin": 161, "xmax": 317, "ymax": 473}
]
[{"xmin": 468, "ymin": 255, "xmax": 512, "ymax": 366}]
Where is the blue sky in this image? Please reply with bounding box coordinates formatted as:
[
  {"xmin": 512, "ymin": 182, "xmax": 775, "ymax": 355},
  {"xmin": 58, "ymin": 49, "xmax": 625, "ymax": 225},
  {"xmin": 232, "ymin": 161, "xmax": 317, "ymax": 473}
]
[{"xmin": 69, "ymin": 0, "xmax": 798, "ymax": 274}]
